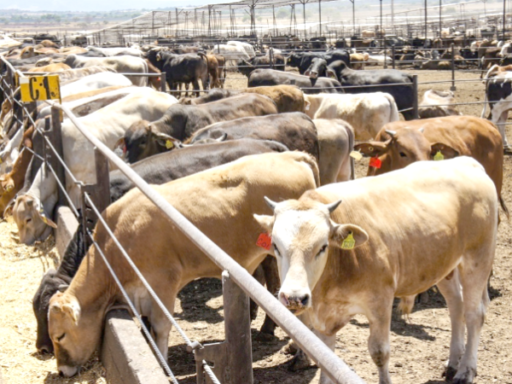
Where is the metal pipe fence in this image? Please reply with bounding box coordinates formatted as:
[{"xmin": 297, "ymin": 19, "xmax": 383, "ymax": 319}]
[{"xmin": 0, "ymin": 55, "xmax": 368, "ymax": 384}]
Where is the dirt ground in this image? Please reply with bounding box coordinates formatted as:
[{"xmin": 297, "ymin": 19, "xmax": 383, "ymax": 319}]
[{"xmin": 2, "ymin": 67, "xmax": 512, "ymax": 384}]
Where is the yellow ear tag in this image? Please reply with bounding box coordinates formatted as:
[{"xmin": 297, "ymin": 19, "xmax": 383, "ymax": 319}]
[
  {"xmin": 5, "ymin": 184, "xmax": 13, "ymax": 192},
  {"xmin": 433, "ymin": 151, "xmax": 444, "ymax": 161},
  {"xmin": 350, "ymin": 151, "xmax": 363, "ymax": 160},
  {"xmin": 165, "ymin": 140, "xmax": 174, "ymax": 149},
  {"xmin": 341, "ymin": 232, "xmax": 356, "ymax": 250}
]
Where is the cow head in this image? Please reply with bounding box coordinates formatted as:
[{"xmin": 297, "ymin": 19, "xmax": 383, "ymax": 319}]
[
  {"xmin": 33, "ymin": 269, "xmax": 69, "ymax": 354},
  {"xmin": 304, "ymin": 58, "xmax": 327, "ymax": 80},
  {"xmin": 9, "ymin": 194, "xmax": 57, "ymax": 245},
  {"xmin": 49, "ymin": 291, "xmax": 104, "ymax": 377},
  {"xmin": 286, "ymin": 53, "xmax": 302, "ymax": 67},
  {"xmin": 254, "ymin": 197, "xmax": 368, "ymax": 314},
  {"xmin": 353, "ymin": 128, "xmax": 459, "ymax": 175},
  {"xmin": 122, "ymin": 120, "xmax": 182, "ymax": 163}
]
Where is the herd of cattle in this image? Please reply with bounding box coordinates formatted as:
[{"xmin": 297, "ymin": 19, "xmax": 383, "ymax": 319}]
[{"xmin": 0, "ymin": 36, "xmax": 511, "ymax": 384}]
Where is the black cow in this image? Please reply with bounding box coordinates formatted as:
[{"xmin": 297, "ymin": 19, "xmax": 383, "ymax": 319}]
[
  {"xmin": 189, "ymin": 112, "xmax": 320, "ymax": 162},
  {"xmin": 110, "ymin": 138, "xmax": 289, "ymax": 202},
  {"xmin": 319, "ymin": 60, "xmax": 415, "ymax": 120},
  {"xmin": 236, "ymin": 54, "xmax": 286, "ymax": 77},
  {"xmin": 484, "ymin": 75, "xmax": 512, "ymax": 149},
  {"xmin": 248, "ymin": 69, "xmax": 341, "ymax": 94},
  {"xmin": 286, "ymin": 49, "xmax": 350, "ymax": 74},
  {"xmin": 33, "ymin": 221, "xmax": 86, "ymax": 354},
  {"xmin": 121, "ymin": 93, "xmax": 278, "ymax": 163},
  {"xmin": 146, "ymin": 49, "xmax": 209, "ymax": 97}
]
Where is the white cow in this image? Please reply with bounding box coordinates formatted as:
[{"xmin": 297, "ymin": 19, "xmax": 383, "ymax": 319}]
[
  {"xmin": 227, "ymin": 41, "xmax": 256, "ymax": 58},
  {"xmin": 86, "ymin": 46, "xmax": 143, "ymax": 57},
  {"xmin": 11, "ymin": 88, "xmax": 177, "ymax": 245},
  {"xmin": 210, "ymin": 44, "xmax": 250, "ymax": 67},
  {"xmin": 60, "ymin": 72, "xmax": 132, "ymax": 98},
  {"xmin": 304, "ymin": 92, "xmax": 399, "ymax": 140},
  {"xmin": 64, "ymin": 54, "xmax": 149, "ymax": 86},
  {"xmin": 255, "ymin": 157, "xmax": 497, "ymax": 384}
]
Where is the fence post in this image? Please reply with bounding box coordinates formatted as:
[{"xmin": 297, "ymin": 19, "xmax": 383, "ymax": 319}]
[
  {"xmin": 392, "ymin": 45, "xmax": 395, "ymax": 69},
  {"xmin": 47, "ymin": 107, "xmax": 67, "ymax": 208},
  {"xmin": 160, "ymin": 72, "xmax": 167, "ymax": 93},
  {"xmin": 194, "ymin": 270, "xmax": 253, "ymax": 384},
  {"xmin": 412, "ymin": 74, "xmax": 419, "ymax": 119},
  {"xmin": 383, "ymin": 39, "xmax": 388, "ymax": 69},
  {"xmin": 269, "ymin": 47, "xmax": 274, "ymax": 69},
  {"xmin": 81, "ymin": 148, "xmax": 111, "ymax": 245},
  {"xmin": 450, "ymin": 43, "xmax": 456, "ymax": 91}
]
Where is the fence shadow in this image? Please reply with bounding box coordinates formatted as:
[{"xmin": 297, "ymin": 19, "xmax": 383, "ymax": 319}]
[{"xmin": 176, "ymin": 278, "xmax": 224, "ymax": 324}]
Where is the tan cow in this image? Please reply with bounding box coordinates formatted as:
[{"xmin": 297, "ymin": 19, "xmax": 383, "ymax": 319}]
[
  {"xmin": 243, "ymin": 85, "xmax": 305, "ymax": 113},
  {"xmin": 484, "ymin": 63, "xmax": 512, "ymax": 79},
  {"xmin": 255, "ymin": 157, "xmax": 497, "ymax": 384},
  {"xmin": 349, "ymin": 52, "xmax": 369, "ymax": 69},
  {"xmin": 48, "ymin": 151, "xmax": 319, "ymax": 376},
  {"xmin": 31, "ymin": 63, "xmax": 71, "ymax": 73},
  {"xmin": 353, "ymin": 116, "xmax": 507, "ymax": 218}
]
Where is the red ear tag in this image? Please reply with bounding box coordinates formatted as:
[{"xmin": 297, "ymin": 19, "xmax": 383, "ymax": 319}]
[
  {"xmin": 369, "ymin": 156, "xmax": 382, "ymax": 169},
  {"xmin": 256, "ymin": 233, "xmax": 272, "ymax": 250},
  {"xmin": 123, "ymin": 145, "xmax": 127, "ymax": 155}
]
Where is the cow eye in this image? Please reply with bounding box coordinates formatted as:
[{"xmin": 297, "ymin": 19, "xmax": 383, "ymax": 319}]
[
  {"xmin": 273, "ymin": 244, "xmax": 281, "ymax": 257},
  {"xmin": 26, "ymin": 218, "xmax": 32, "ymax": 223},
  {"xmin": 56, "ymin": 333, "xmax": 65, "ymax": 342},
  {"xmin": 317, "ymin": 244, "xmax": 328, "ymax": 257},
  {"xmin": 399, "ymin": 152, "xmax": 407, "ymax": 158}
]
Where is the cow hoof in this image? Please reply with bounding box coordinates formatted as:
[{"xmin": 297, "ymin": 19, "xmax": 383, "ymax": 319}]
[
  {"xmin": 281, "ymin": 340, "xmax": 299, "ymax": 355},
  {"xmin": 442, "ymin": 366, "xmax": 457, "ymax": 381},
  {"xmin": 255, "ymin": 331, "xmax": 276, "ymax": 342},
  {"xmin": 452, "ymin": 367, "xmax": 477, "ymax": 384},
  {"xmin": 287, "ymin": 351, "xmax": 311, "ymax": 372}
]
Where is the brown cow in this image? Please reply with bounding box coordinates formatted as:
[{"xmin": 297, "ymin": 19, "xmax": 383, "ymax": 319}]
[
  {"xmin": 354, "ymin": 116, "xmax": 507, "ymax": 218},
  {"xmin": 349, "ymin": 52, "xmax": 369, "ymax": 70},
  {"xmin": 47, "ymin": 151, "xmax": 319, "ymax": 377},
  {"xmin": 480, "ymin": 47, "xmax": 502, "ymax": 78},
  {"xmin": 206, "ymin": 54, "xmax": 222, "ymax": 88},
  {"xmin": 180, "ymin": 85, "xmax": 306, "ymax": 113},
  {"xmin": 484, "ymin": 63, "xmax": 512, "ymax": 79},
  {"xmin": 0, "ymin": 127, "xmax": 35, "ymax": 216},
  {"xmin": 39, "ymin": 40, "xmax": 59, "ymax": 48}
]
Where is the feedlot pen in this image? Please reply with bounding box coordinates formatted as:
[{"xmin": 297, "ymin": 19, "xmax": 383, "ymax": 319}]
[{"xmin": 1, "ymin": 68, "xmax": 512, "ymax": 384}]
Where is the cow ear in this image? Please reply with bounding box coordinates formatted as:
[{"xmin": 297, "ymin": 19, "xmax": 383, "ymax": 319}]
[
  {"xmin": 353, "ymin": 141, "xmax": 389, "ymax": 157},
  {"xmin": 57, "ymin": 284, "xmax": 69, "ymax": 292},
  {"xmin": 115, "ymin": 137, "xmax": 125, "ymax": 152},
  {"xmin": 326, "ymin": 68, "xmax": 338, "ymax": 80},
  {"xmin": 3, "ymin": 179, "xmax": 14, "ymax": 193},
  {"xmin": 154, "ymin": 133, "xmax": 181, "ymax": 150},
  {"xmin": 253, "ymin": 214, "xmax": 274, "ymax": 233},
  {"xmin": 37, "ymin": 209, "xmax": 58, "ymax": 229},
  {"xmin": 3, "ymin": 199, "xmax": 15, "ymax": 218},
  {"xmin": 430, "ymin": 143, "xmax": 459, "ymax": 160},
  {"xmin": 62, "ymin": 298, "xmax": 81, "ymax": 325},
  {"xmin": 330, "ymin": 223, "xmax": 369, "ymax": 250}
]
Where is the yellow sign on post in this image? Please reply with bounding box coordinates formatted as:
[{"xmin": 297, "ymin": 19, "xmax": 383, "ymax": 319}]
[{"xmin": 20, "ymin": 75, "xmax": 61, "ymax": 103}]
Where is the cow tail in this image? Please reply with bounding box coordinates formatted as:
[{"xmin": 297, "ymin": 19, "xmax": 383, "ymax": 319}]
[
  {"xmin": 389, "ymin": 94, "xmax": 400, "ymax": 122},
  {"xmin": 199, "ymin": 52, "xmax": 210, "ymax": 90},
  {"xmin": 500, "ymin": 195, "xmax": 510, "ymax": 220},
  {"xmin": 298, "ymin": 152, "xmax": 321, "ymax": 187}
]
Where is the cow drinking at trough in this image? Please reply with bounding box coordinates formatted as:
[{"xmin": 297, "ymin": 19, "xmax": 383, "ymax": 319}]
[
  {"xmin": 286, "ymin": 50, "xmax": 350, "ymax": 75},
  {"xmin": 47, "ymin": 151, "xmax": 319, "ymax": 376},
  {"xmin": 254, "ymin": 157, "xmax": 497, "ymax": 384},
  {"xmin": 122, "ymin": 93, "xmax": 278, "ymax": 163}
]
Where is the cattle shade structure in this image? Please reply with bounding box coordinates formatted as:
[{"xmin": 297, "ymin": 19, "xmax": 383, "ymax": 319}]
[{"xmin": 0, "ymin": 56, "xmax": 367, "ymax": 383}]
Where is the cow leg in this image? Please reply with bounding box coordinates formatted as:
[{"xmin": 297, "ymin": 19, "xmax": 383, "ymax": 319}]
[
  {"xmin": 437, "ymin": 270, "xmax": 465, "ymax": 380},
  {"xmin": 192, "ymin": 79, "xmax": 201, "ymax": 98},
  {"xmin": 367, "ymin": 297, "xmax": 393, "ymax": 384},
  {"xmin": 258, "ymin": 256, "xmax": 279, "ymax": 339},
  {"xmin": 453, "ymin": 251, "xmax": 493, "ymax": 384},
  {"xmin": 316, "ymin": 332, "xmax": 337, "ymax": 384},
  {"xmin": 250, "ymin": 264, "xmax": 265, "ymax": 321}
]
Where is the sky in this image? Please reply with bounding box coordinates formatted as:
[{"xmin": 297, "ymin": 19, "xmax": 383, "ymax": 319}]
[{"xmin": 0, "ymin": 0, "xmax": 233, "ymax": 12}]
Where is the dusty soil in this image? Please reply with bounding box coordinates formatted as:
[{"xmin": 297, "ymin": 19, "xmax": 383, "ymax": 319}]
[{"xmin": 1, "ymin": 67, "xmax": 511, "ymax": 384}]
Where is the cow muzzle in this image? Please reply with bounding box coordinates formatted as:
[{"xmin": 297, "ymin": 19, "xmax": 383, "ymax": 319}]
[
  {"xmin": 58, "ymin": 365, "xmax": 79, "ymax": 377},
  {"xmin": 309, "ymin": 71, "xmax": 319, "ymax": 79},
  {"xmin": 279, "ymin": 290, "xmax": 311, "ymax": 313}
]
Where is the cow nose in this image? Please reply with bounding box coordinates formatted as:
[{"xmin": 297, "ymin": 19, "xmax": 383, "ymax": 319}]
[
  {"xmin": 279, "ymin": 292, "xmax": 310, "ymax": 308},
  {"xmin": 37, "ymin": 344, "xmax": 53, "ymax": 354}
]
